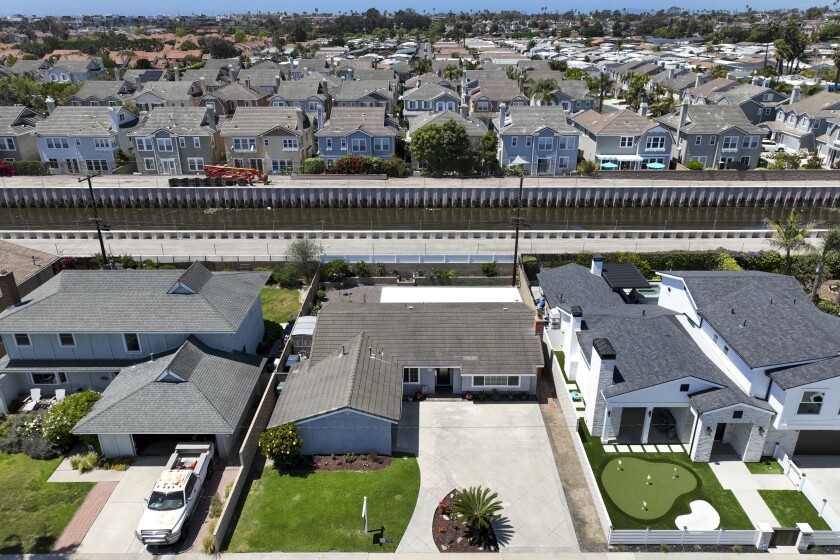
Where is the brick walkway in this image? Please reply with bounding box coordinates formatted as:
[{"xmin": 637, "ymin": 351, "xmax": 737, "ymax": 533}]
[{"xmin": 52, "ymin": 481, "xmax": 118, "ymax": 553}]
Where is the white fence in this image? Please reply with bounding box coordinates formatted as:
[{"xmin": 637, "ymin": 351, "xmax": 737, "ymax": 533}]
[
  {"xmin": 321, "ymin": 254, "xmax": 514, "ymax": 264},
  {"xmin": 801, "ymin": 530, "xmax": 840, "ymax": 547},
  {"xmin": 609, "ymin": 528, "xmax": 759, "ymax": 546},
  {"xmin": 773, "ymin": 445, "xmax": 840, "ymax": 534}
]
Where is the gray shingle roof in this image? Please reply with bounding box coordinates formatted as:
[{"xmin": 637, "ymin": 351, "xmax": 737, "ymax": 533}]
[
  {"xmin": 537, "ymin": 264, "xmax": 624, "ymax": 313},
  {"xmin": 689, "ymin": 387, "xmax": 775, "ymax": 414},
  {"xmin": 403, "ymin": 83, "xmax": 457, "ymax": 101},
  {"xmin": 219, "ymin": 107, "xmax": 306, "ymax": 137},
  {"xmin": 316, "ymin": 107, "xmax": 398, "ymax": 137},
  {"xmin": 129, "ymin": 107, "xmax": 216, "ymax": 137},
  {"xmin": 306, "ymin": 302, "xmax": 543, "ymax": 376},
  {"xmin": 657, "ymin": 106, "xmax": 763, "ymax": 135},
  {"xmin": 268, "ymin": 332, "xmax": 402, "ymax": 426},
  {"xmin": 73, "ymin": 337, "xmax": 263, "ymax": 435},
  {"xmin": 408, "ymin": 110, "xmax": 487, "ymax": 139},
  {"xmin": 332, "ymin": 80, "xmax": 393, "ymax": 103},
  {"xmin": 496, "ymin": 106, "xmax": 577, "ymax": 136},
  {"xmin": 0, "ymin": 262, "xmax": 269, "ymax": 333},
  {"xmin": 0, "ymin": 106, "xmax": 43, "ymax": 136},
  {"xmin": 662, "ymin": 270, "xmax": 840, "ymax": 368},
  {"xmin": 211, "ymin": 81, "xmax": 269, "ymax": 102},
  {"xmin": 271, "ymin": 80, "xmax": 327, "ymax": 103},
  {"xmin": 572, "ymin": 109, "xmax": 657, "ymax": 135},
  {"xmin": 134, "ymin": 80, "xmax": 201, "ymax": 102},
  {"xmin": 787, "ymin": 91, "xmax": 840, "ymax": 117},
  {"xmin": 685, "ymin": 78, "xmax": 736, "ymax": 99},
  {"xmin": 768, "ymin": 356, "xmax": 840, "ymax": 389},
  {"xmin": 472, "ymin": 80, "xmax": 524, "ymax": 102},
  {"xmin": 71, "ymin": 80, "xmax": 133, "ymax": 101},
  {"xmin": 35, "ymin": 106, "xmax": 127, "ymax": 137}
]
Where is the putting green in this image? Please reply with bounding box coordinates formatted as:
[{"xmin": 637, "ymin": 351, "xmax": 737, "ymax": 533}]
[{"xmin": 601, "ymin": 457, "xmax": 698, "ymax": 520}]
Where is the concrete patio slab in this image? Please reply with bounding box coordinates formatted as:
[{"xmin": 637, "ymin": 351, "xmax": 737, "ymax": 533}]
[
  {"xmin": 655, "ymin": 445, "xmax": 671, "ymax": 453},
  {"xmin": 642, "ymin": 445, "xmax": 658, "ymax": 453},
  {"xmin": 630, "ymin": 445, "xmax": 644, "ymax": 452},
  {"xmin": 616, "ymin": 445, "xmax": 631, "ymax": 453},
  {"xmin": 669, "ymin": 445, "xmax": 685, "ymax": 453},
  {"xmin": 604, "ymin": 445, "xmax": 617, "ymax": 453}
]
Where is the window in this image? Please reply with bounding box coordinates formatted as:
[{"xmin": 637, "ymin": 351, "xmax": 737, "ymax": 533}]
[
  {"xmin": 815, "ymin": 119, "xmax": 822, "ymax": 127},
  {"xmin": 135, "ymin": 137, "xmax": 153, "ymax": 151},
  {"xmin": 0, "ymin": 138, "xmax": 16, "ymax": 151},
  {"xmin": 526, "ymin": 136, "xmax": 533, "ymax": 147},
  {"xmin": 645, "ymin": 136, "xmax": 666, "ymax": 151},
  {"xmin": 85, "ymin": 160, "xmax": 108, "ymax": 172},
  {"xmin": 340, "ymin": 138, "xmax": 347, "ymax": 150},
  {"xmin": 178, "ymin": 137, "xmax": 186, "ymax": 149},
  {"xmin": 511, "ymin": 136, "xmax": 518, "ymax": 147},
  {"xmin": 14, "ymin": 333, "xmax": 30, "ymax": 346},
  {"xmin": 740, "ymin": 156, "xmax": 751, "ymax": 166},
  {"xmin": 45, "ymin": 137, "xmax": 70, "ymax": 149},
  {"xmin": 193, "ymin": 137, "xmax": 201, "ymax": 148},
  {"xmin": 144, "ymin": 157, "xmax": 155, "ymax": 171},
  {"xmin": 713, "ymin": 334, "xmax": 718, "ymax": 343},
  {"xmin": 156, "ymin": 138, "xmax": 173, "ymax": 152},
  {"xmin": 374, "ymin": 138, "xmax": 390, "ymax": 151},
  {"xmin": 282, "ymin": 138, "xmax": 299, "ymax": 150},
  {"xmin": 723, "ymin": 345, "xmax": 729, "ymax": 355},
  {"xmin": 476, "ymin": 101, "xmax": 489, "ymax": 111},
  {"xmin": 271, "ymin": 160, "xmax": 293, "ymax": 173},
  {"xmin": 403, "ymin": 367, "xmax": 419, "ymax": 383},
  {"xmin": 473, "ymin": 375, "xmax": 519, "ymax": 387},
  {"xmin": 123, "ymin": 333, "xmax": 141, "ymax": 353},
  {"xmin": 557, "ymin": 156, "xmax": 569, "ymax": 169},
  {"xmin": 732, "ymin": 410, "xmax": 743, "ymax": 419},
  {"xmin": 722, "ymin": 136, "xmax": 738, "ymax": 151},
  {"xmin": 308, "ymin": 102, "xmax": 318, "ymax": 112},
  {"xmin": 694, "ymin": 135, "xmax": 702, "ymax": 146},
  {"xmin": 58, "ymin": 333, "xmax": 75, "ymax": 347},
  {"xmin": 232, "ymin": 138, "xmax": 256, "ymax": 151},
  {"xmin": 690, "ymin": 156, "xmax": 707, "ymax": 166},
  {"xmin": 537, "ymin": 137, "xmax": 553, "ymax": 151},
  {"xmin": 802, "ymin": 117, "xmax": 810, "ymax": 128},
  {"xmin": 709, "ymin": 136, "xmax": 716, "ymax": 146},
  {"xmin": 763, "ymin": 93, "xmax": 773, "ymax": 101},
  {"xmin": 31, "ymin": 372, "xmax": 67, "ymax": 385},
  {"xmin": 765, "ymin": 108, "xmax": 772, "ymax": 115},
  {"xmin": 93, "ymin": 138, "xmax": 110, "ymax": 150},
  {"xmin": 350, "ymin": 138, "xmax": 367, "ymax": 152},
  {"xmin": 743, "ymin": 136, "xmax": 759, "ymax": 149},
  {"xmin": 620, "ymin": 136, "xmax": 634, "ymax": 148},
  {"xmin": 325, "ymin": 138, "xmax": 333, "ymax": 150},
  {"xmin": 798, "ymin": 391, "xmax": 825, "ymax": 415},
  {"xmin": 264, "ymin": 138, "xmax": 270, "ymax": 147},
  {"xmin": 679, "ymin": 383, "xmax": 690, "ymax": 392},
  {"xmin": 187, "ymin": 157, "xmax": 204, "ymax": 172},
  {"xmin": 560, "ymin": 136, "xmax": 575, "ymax": 150}
]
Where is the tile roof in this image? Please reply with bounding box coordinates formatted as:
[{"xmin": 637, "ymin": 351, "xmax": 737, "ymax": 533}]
[
  {"xmin": 268, "ymin": 332, "xmax": 402, "ymax": 426},
  {"xmin": 73, "ymin": 337, "xmax": 263, "ymax": 435},
  {"xmin": 572, "ymin": 108, "xmax": 657, "ymax": 135},
  {"xmin": 219, "ymin": 106, "xmax": 306, "ymax": 137},
  {"xmin": 0, "ymin": 262, "xmax": 269, "ymax": 333}
]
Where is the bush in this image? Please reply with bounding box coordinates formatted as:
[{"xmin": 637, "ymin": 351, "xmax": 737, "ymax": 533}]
[
  {"xmin": 714, "ymin": 251, "xmax": 743, "ymax": 271},
  {"xmin": 160, "ymin": 264, "xmax": 178, "ymax": 270},
  {"xmin": 685, "ymin": 160, "xmax": 704, "ymax": 170},
  {"xmin": 354, "ymin": 261, "xmax": 371, "ymax": 277},
  {"xmin": 324, "ymin": 259, "xmax": 353, "ymax": 280},
  {"xmin": 576, "ymin": 159, "xmax": 597, "ymax": 176},
  {"xmin": 803, "ymin": 155, "xmax": 823, "ymax": 169},
  {"xmin": 141, "ymin": 259, "xmax": 158, "ymax": 270},
  {"xmin": 20, "ymin": 435, "xmax": 60, "ymax": 460},
  {"xmin": 258, "ymin": 423, "xmax": 303, "ymax": 464},
  {"xmin": 70, "ymin": 451, "xmax": 99, "ymax": 473},
  {"xmin": 481, "ymin": 261, "xmax": 499, "ymax": 277},
  {"xmin": 817, "ymin": 300, "xmax": 840, "ymax": 316},
  {"xmin": 254, "ymin": 266, "xmax": 274, "ymax": 283},
  {"xmin": 117, "ymin": 255, "xmax": 137, "ymax": 269},
  {"xmin": 9, "ymin": 160, "xmax": 50, "ymax": 175},
  {"xmin": 41, "ymin": 391, "xmax": 102, "ymax": 451},
  {"xmin": 209, "ymin": 493, "xmax": 223, "ymax": 518},
  {"xmin": 272, "ymin": 264, "xmax": 301, "ymax": 288},
  {"xmin": 433, "ymin": 268, "xmax": 458, "ymax": 278},
  {"xmin": 300, "ymin": 157, "xmax": 326, "ymax": 174},
  {"xmin": 374, "ymin": 263, "xmax": 387, "ymax": 276}
]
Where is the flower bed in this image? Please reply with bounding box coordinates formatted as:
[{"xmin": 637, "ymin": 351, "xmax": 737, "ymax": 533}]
[
  {"xmin": 305, "ymin": 453, "xmax": 392, "ymax": 472},
  {"xmin": 432, "ymin": 489, "xmax": 499, "ymax": 553}
]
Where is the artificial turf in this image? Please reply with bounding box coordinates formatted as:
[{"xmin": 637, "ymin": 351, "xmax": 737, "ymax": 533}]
[
  {"xmin": 601, "ymin": 457, "xmax": 697, "ymax": 520},
  {"xmin": 745, "ymin": 457, "xmax": 784, "ymax": 475},
  {"xmin": 758, "ymin": 490, "xmax": 831, "ymax": 530}
]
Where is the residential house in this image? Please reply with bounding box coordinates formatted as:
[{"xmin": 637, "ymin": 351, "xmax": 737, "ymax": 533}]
[
  {"xmin": 816, "ymin": 118, "xmax": 840, "ymax": 167},
  {"xmin": 334, "ymin": 58, "xmax": 374, "ymax": 81},
  {"xmin": 288, "ymin": 58, "xmax": 331, "ymax": 80},
  {"xmin": 763, "ymin": 89, "xmax": 840, "ymax": 152},
  {"xmin": 0, "ymin": 242, "xmax": 58, "ymax": 300},
  {"xmin": 650, "ymin": 70, "xmax": 703, "ymax": 100},
  {"xmin": 407, "ymin": 110, "xmax": 488, "ymax": 170},
  {"xmin": 656, "ymin": 105, "xmax": 764, "ymax": 169},
  {"xmin": 331, "ymin": 80, "xmax": 396, "ymax": 115},
  {"xmin": 131, "ymin": 80, "xmax": 203, "ymax": 113},
  {"xmin": 129, "ymin": 107, "xmax": 221, "ymax": 176},
  {"xmin": 199, "ymin": 80, "xmax": 270, "ymax": 116},
  {"xmin": 404, "ymin": 72, "xmax": 454, "ymax": 91},
  {"xmin": 493, "ymin": 105, "xmax": 579, "ymax": 175},
  {"xmin": 35, "ymin": 105, "xmax": 138, "ymax": 174},
  {"xmin": 703, "ymin": 81, "xmax": 788, "ymax": 124},
  {"xmin": 402, "ymin": 83, "xmax": 460, "ymax": 124},
  {"xmin": 8, "ymin": 59, "xmax": 50, "ymax": 81},
  {"xmin": 469, "ymin": 80, "xmax": 529, "ymax": 124},
  {"xmin": 524, "ymin": 72, "xmax": 596, "ymax": 113},
  {"xmin": 0, "ymin": 106, "xmax": 44, "ymax": 163},
  {"xmin": 267, "ymin": 302, "xmax": 543, "ymax": 455},
  {"xmin": 67, "ymin": 80, "xmax": 137, "ymax": 107},
  {"xmin": 571, "ymin": 108, "xmax": 674, "ymax": 170},
  {"xmin": 0, "ymin": 262, "xmax": 270, "ymax": 458},
  {"xmin": 315, "ymin": 107, "xmax": 398, "ymax": 162},
  {"xmin": 682, "ymin": 77, "xmax": 737, "ymax": 105},
  {"xmin": 219, "ymin": 106, "xmax": 314, "ymax": 174},
  {"xmin": 268, "ymin": 80, "xmax": 329, "ymax": 129},
  {"xmin": 46, "ymin": 57, "xmax": 106, "ymax": 83},
  {"xmin": 461, "ymin": 68, "xmax": 509, "ymax": 106}
]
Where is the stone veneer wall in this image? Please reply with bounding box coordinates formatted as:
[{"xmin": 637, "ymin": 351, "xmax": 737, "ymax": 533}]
[
  {"xmin": 690, "ymin": 406, "xmax": 772, "ymax": 462},
  {"xmin": 763, "ymin": 426, "xmax": 800, "ymax": 457}
]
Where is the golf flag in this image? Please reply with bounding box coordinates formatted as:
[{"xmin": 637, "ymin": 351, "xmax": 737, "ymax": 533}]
[{"xmin": 362, "ymin": 496, "xmax": 368, "ymax": 533}]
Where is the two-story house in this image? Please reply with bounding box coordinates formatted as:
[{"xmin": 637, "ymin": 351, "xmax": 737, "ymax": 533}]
[
  {"xmin": 656, "ymin": 105, "xmax": 763, "ymax": 169},
  {"xmin": 407, "ymin": 110, "xmax": 488, "ymax": 170},
  {"xmin": 682, "ymin": 77, "xmax": 738, "ymax": 105},
  {"xmin": 0, "ymin": 263, "xmax": 270, "ymax": 458},
  {"xmin": 67, "ymin": 79, "xmax": 137, "ymax": 107},
  {"xmin": 469, "ymin": 80, "xmax": 529, "ymax": 124},
  {"xmin": 703, "ymin": 80, "xmax": 788, "ymax": 124},
  {"xmin": 199, "ymin": 80, "xmax": 270, "ymax": 117},
  {"xmin": 648, "ymin": 68, "xmax": 702, "ymax": 100},
  {"xmin": 315, "ymin": 107, "xmax": 399, "ymax": 163},
  {"xmin": 332, "ymin": 80, "xmax": 396, "ymax": 115},
  {"xmin": 816, "ymin": 118, "xmax": 840, "ymax": 167},
  {"xmin": 402, "ymin": 83, "xmax": 460, "ymax": 124},
  {"xmin": 0, "ymin": 107, "xmax": 44, "ymax": 164},
  {"xmin": 46, "ymin": 57, "xmax": 106, "ymax": 83},
  {"xmin": 461, "ymin": 68, "xmax": 509, "ymax": 107},
  {"xmin": 129, "ymin": 106, "xmax": 222, "ymax": 176},
  {"xmin": 268, "ymin": 80, "xmax": 329, "ymax": 130},
  {"xmin": 493, "ymin": 105, "xmax": 579, "ymax": 175},
  {"xmin": 404, "ymin": 72, "xmax": 455, "ymax": 91},
  {"xmin": 219, "ymin": 106, "xmax": 314, "ymax": 174},
  {"xmin": 762, "ymin": 89, "xmax": 840, "ymax": 152},
  {"xmin": 35, "ymin": 105, "xmax": 138, "ymax": 174},
  {"xmin": 524, "ymin": 72, "xmax": 596, "ymax": 113},
  {"xmin": 131, "ymin": 80, "xmax": 204, "ymax": 113},
  {"xmin": 571, "ymin": 108, "xmax": 674, "ymax": 170}
]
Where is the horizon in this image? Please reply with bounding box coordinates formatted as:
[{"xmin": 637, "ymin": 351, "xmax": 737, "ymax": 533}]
[{"xmin": 4, "ymin": 1, "xmax": 830, "ymax": 18}]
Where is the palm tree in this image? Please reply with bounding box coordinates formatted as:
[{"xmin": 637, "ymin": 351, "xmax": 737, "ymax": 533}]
[
  {"xmin": 452, "ymin": 486, "xmax": 504, "ymax": 544},
  {"xmin": 833, "ymin": 47, "xmax": 840, "ymax": 93},
  {"xmin": 766, "ymin": 210, "xmax": 814, "ymax": 275},
  {"xmin": 442, "ymin": 64, "xmax": 461, "ymax": 81},
  {"xmin": 593, "ymin": 72, "xmax": 615, "ymax": 113},
  {"xmin": 810, "ymin": 227, "xmax": 840, "ymax": 300},
  {"xmin": 526, "ymin": 77, "xmax": 558, "ymax": 105}
]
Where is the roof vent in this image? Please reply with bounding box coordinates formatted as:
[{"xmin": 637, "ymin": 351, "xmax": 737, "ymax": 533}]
[{"xmin": 731, "ymin": 308, "xmax": 735, "ymax": 314}]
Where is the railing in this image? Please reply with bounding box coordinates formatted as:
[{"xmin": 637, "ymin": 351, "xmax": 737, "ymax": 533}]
[{"xmin": 609, "ymin": 527, "xmax": 759, "ymax": 545}]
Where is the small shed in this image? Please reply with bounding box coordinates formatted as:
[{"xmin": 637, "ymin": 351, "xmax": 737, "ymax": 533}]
[{"xmin": 290, "ymin": 316, "xmax": 317, "ymax": 357}]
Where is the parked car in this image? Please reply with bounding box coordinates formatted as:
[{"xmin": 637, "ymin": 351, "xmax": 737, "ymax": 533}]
[
  {"xmin": 136, "ymin": 442, "xmax": 214, "ymax": 546},
  {"xmin": 762, "ymin": 139, "xmax": 785, "ymax": 152}
]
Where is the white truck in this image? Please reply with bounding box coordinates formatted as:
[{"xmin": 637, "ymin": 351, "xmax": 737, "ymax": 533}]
[{"xmin": 135, "ymin": 442, "xmax": 214, "ymax": 546}]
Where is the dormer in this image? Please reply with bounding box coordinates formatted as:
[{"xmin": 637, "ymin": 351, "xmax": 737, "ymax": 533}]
[
  {"xmin": 167, "ymin": 262, "xmax": 213, "ymax": 294},
  {"xmin": 155, "ymin": 367, "xmax": 186, "ymax": 383}
]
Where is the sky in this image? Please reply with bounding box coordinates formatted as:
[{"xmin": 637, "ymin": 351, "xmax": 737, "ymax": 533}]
[{"xmin": 9, "ymin": 0, "xmax": 824, "ymax": 17}]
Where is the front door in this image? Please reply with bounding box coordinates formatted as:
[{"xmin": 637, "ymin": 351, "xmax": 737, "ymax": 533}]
[
  {"xmin": 249, "ymin": 158, "xmax": 264, "ymax": 172},
  {"xmin": 714, "ymin": 423, "xmax": 727, "ymax": 441},
  {"xmin": 160, "ymin": 159, "xmax": 177, "ymax": 175},
  {"xmin": 435, "ymin": 368, "xmax": 452, "ymax": 389}
]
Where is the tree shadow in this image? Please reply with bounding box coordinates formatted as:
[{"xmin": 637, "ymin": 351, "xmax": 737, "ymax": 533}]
[
  {"xmin": 274, "ymin": 455, "xmax": 315, "ymax": 479},
  {"xmin": 491, "ymin": 516, "xmax": 515, "ymax": 547}
]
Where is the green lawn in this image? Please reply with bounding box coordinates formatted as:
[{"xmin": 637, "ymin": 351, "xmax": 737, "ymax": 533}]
[
  {"xmin": 227, "ymin": 456, "xmax": 420, "ymax": 552},
  {"xmin": 745, "ymin": 456, "xmax": 784, "ymax": 475},
  {"xmin": 579, "ymin": 421, "xmax": 752, "ymax": 530},
  {"xmin": 758, "ymin": 490, "xmax": 831, "ymax": 530},
  {"xmin": 261, "ymin": 287, "xmax": 302, "ymax": 324},
  {"xmin": 0, "ymin": 453, "xmax": 93, "ymax": 553},
  {"xmin": 602, "ymin": 457, "xmax": 698, "ymax": 520}
]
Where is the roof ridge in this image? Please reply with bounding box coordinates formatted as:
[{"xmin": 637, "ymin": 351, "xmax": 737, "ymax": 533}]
[{"xmin": 346, "ymin": 332, "xmax": 367, "ymax": 406}]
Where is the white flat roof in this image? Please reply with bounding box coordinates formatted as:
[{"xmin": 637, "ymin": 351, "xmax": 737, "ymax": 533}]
[{"xmin": 380, "ymin": 286, "xmax": 523, "ymax": 304}]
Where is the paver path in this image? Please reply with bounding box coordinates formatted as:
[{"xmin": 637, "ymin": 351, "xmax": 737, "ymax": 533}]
[{"xmin": 52, "ymin": 481, "xmax": 118, "ymax": 553}]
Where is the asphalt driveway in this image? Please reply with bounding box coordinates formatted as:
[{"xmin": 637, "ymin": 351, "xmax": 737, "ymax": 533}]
[{"xmin": 396, "ymin": 400, "xmax": 579, "ymax": 553}]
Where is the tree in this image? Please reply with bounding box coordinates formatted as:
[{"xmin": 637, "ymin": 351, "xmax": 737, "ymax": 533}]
[
  {"xmin": 234, "ymin": 28, "xmax": 247, "ymax": 43},
  {"xmin": 833, "ymin": 47, "xmax": 840, "ymax": 93},
  {"xmin": 286, "ymin": 238, "xmax": 323, "ymax": 282},
  {"xmin": 442, "ymin": 64, "xmax": 461, "ymax": 81},
  {"xmin": 452, "ymin": 486, "xmax": 504, "ymax": 544},
  {"xmin": 410, "ymin": 120, "xmax": 471, "ymax": 175},
  {"xmin": 477, "ymin": 130, "xmax": 499, "ymax": 174},
  {"xmin": 179, "ymin": 39, "xmax": 198, "ymax": 51},
  {"xmin": 525, "ymin": 77, "xmax": 558, "ymax": 106},
  {"xmin": 766, "ymin": 209, "xmax": 814, "ymax": 275},
  {"xmin": 708, "ymin": 65, "xmax": 729, "ymax": 79},
  {"xmin": 258, "ymin": 423, "xmax": 302, "ymax": 464},
  {"xmin": 199, "ymin": 36, "xmax": 240, "ymax": 59},
  {"xmin": 810, "ymin": 227, "xmax": 840, "ymax": 300},
  {"xmin": 564, "ymin": 67, "xmax": 584, "ymax": 81},
  {"xmin": 592, "ymin": 72, "xmax": 615, "ymax": 113},
  {"xmin": 413, "ymin": 57, "xmax": 432, "ymax": 75},
  {"xmin": 134, "ymin": 58, "xmax": 152, "ymax": 69}
]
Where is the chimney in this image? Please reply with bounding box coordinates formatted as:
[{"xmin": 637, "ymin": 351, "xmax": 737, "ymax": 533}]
[
  {"xmin": 107, "ymin": 106, "xmax": 120, "ymax": 132},
  {"xmin": 316, "ymin": 105, "xmax": 324, "ymax": 131},
  {"xmin": 518, "ymin": 75, "xmax": 525, "ymax": 93},
  {"xmin": 561, "ymin": 305, "xmax": 584, "ymax": 360},
  {"xmin": 114, "ymin": 67, "xmax": 121, "ymax": 81},
  {"xmin": 638, "ymin": 102, "xmax": 649, "ymax": 117},
  {"xmin": 667, "ymin": 68, "xmax": 674, "ymax": 80},
  {"xmin": 244, "ymin": 75, "xmax": 251, "ymax": 88},
  {"xmin": 417, "ymin": 77, "xmax": 422, "ymax": 87},
  {"xmin": 675, "ymin": 103, "xmax": 687, "ymax": 144},
  {"xmin": 0, "ymin": 270, "xmax": 21, "ymax": 309},
  {"xmin": 275, "ymin": 75, "xmax": 282, "ymax": 93},
  {"xmin": 790, "ymin": 84, "xmax": 802, "ymax": 105},
  {"xmin": 590, "ymin": 254, "xmax": 604, "ymax": 276},
  {"xmin": 229, "ymin": 64, "xmax": 240, "ymax": 82},
  {"xmin": 752, "ymin": 75, "xmax": 761, "ymax": 86},
  {"xmin": 499, "ymin": 102, "xmax": 507, "ymax": 126},
  {"xmin": 695, "ymin": 74, "xmax": 702, "ymax": 88},
  {"xmin": 591, "ymin": 338, "xmax": 617, "ymax": 430},
  {"xmin": 45, "ymin": 96, "xmax": 56, "ymax": 114},
  {"xmin": 763, "ymin": 77, "xmax": 771, "ymax": 88},
  {"xmin": 205, "ymin": 101, "xmax": 215, "ymax": 118},
  {"xmin": 174, "ymin": 65, "xmax": 180, "ymax": 81},
  {"xmin": 460, "ymin": 104, "xmax": 468, "ymax": 118}
]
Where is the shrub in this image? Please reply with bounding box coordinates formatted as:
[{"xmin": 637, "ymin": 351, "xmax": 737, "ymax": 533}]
[
  {"xmin": 324, "ymin": 259, "xmax": 353, "ymax": 280},
  {"xmin": 202, "ymin": 535, "xmax": 216, "ymax": 554},
  {"xmin": 72, "ymin": 451, "xmax": 99, "ymax": 473},
  {"xmin": 141, "ymin": 259, "xmax": 158, "ymax": 270},
  {"xmin": 433, "ymin": 268, "xmax": 458, "ymax": 279},
  {"xmin": 383, "ymin": 154, "xmax": 410, "ymax": 178},
  {"xmin": 817, "ymin": 299, "xmax": 840, "ymax": 316},
  {"xmin": 576, "ymin": 159, "xmax": 598, "ymax": 176},
  {"xmin": 522, "ymin": 255, "xmax": 540, "ymax": 281},
  {"xmin": 117, "ymin": 255, "xmax": 137, "ymax": 269},
  {"xmin": 316, "ymin": 289, "xmax": 326, "ymax": 299},
  {"xmin": 368, "ymin": 450, "xmax": 379, "ymax": 463},
  {"xmin": 258, "ymin": 423, "xmax": 303, "ymax": 463},
  {"xmin": 685, "ymin": 160, "xmax": 704, "ymax": 171},
  {"xmin": 21, "ymin": 436, "xmax": 60, "ymax": 460},
  {"xmin": 354, "ymin": 261, "xmax": 371, "ymax": 277},
  {"xmin": 0, "ymin": 160, "xmax": 18, "ymax": 177},
  {"xmin": 374, "ymin": 263, "xmax": 387, "ymax": 276},
  {"xmin": 481, "ymin": 261, "xmax": 499, "ymax": 277},
  {"xmin": 272, "ymin": 263, "xmax": 301, "ymax": 288},
  {"xmin": 802, "ymin": 155, "xmax": 823, "ymax": 169},
  {"xmin": 160, "ymin": 264, "xmax": 178, "ymax": 270},
  {"xmin": 300, "ymin": 157, "xmax": 326, "ymax": 174},
  {"xmin": 209, "ymin": 493, "xmax": 223, "ymax": 518},
  {"xmin": 714, "ymin": 251, "xmax": 743, "ymax": 271},
  {"xmin": 451, "ymin": 486, "xmax": 503, "ymax": 542},
  {"xmin": 9, "ymin": 160, "xmax": 50, "ymax": 175},
  {"xmin": 41, "ymin": 391, "xmax": 102, "ymax": 451}
]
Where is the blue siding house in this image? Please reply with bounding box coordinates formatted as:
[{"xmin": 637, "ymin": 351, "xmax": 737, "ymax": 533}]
[
  {"xmin": 315, "ymin": 107, "xmax": 399, "ymax": 162},
  {"xmin": 493, "ymin": 105, "xmax": 580, "ymax": 175}
]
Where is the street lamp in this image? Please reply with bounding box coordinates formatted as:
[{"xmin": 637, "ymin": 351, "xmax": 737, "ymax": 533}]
[{"xmin": 79, "ymin": 173, "xmax": 109, "ymax": 267}]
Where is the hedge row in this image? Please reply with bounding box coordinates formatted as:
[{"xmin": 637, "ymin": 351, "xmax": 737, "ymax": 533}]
[
  {"xmin": 299, "ymin": 155, "xmax": 410, "ymax": 178},
  {"xmin": 8, "ymin": 160, "xmax": 50, "ymax": 176}
]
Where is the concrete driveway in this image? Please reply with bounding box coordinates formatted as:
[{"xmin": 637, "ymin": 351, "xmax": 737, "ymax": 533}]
[
  {"xmin": 396, "ymin": 400, "xmax": 579, "ymax": 553},
  {"xmin": 795, "ymin": 456, "xmax": 840, "ymax": 524},
  {"xmin": 76, "ymin": 456, "xmax": 167, "ymax": 554}
]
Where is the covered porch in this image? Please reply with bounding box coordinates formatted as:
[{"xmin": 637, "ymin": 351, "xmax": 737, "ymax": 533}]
[
  {"xmin": 600, "ymin": 404, "xmax": 695, "ymax": 446},
  {"xmin": 596, "ymin": 154, "xmax": 644, "ymax": 170}
]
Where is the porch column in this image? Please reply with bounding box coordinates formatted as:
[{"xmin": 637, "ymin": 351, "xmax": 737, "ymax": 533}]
[
  {"xmin": 601, "ymin": 406, "xmax": 612, "ymax": 444},
  {"xmin": 641, "ymin": 406, "xmax": 654, "ymax": 444}
]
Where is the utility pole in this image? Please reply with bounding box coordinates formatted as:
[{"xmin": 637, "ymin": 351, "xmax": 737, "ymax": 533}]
[
  {"xmin": 511, "ymin": 173, "xmax": 525, "ymax": 287},
  {"xmin": 79, "ymin": 173, "xmax": 109, "ymax": 267}
]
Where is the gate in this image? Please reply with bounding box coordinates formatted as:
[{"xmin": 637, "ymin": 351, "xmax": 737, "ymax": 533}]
[{"xmin": 770, "ymin": 528, "xmax": 800, "ymax": 547}]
